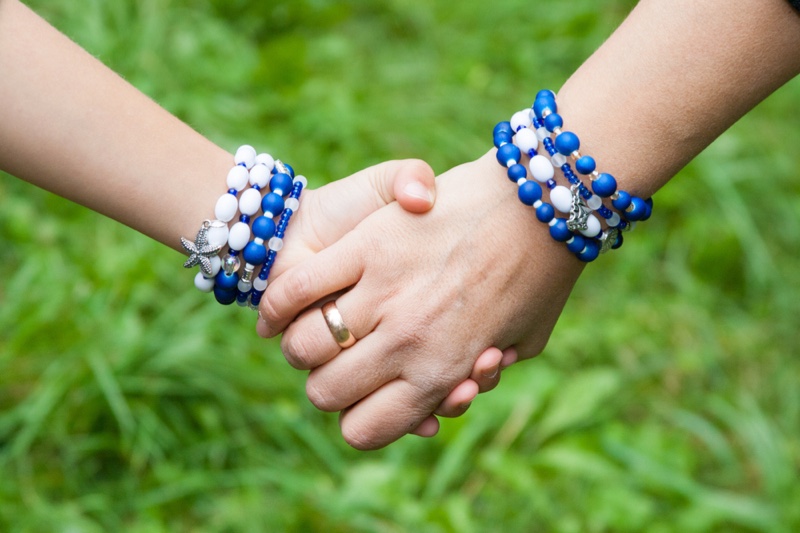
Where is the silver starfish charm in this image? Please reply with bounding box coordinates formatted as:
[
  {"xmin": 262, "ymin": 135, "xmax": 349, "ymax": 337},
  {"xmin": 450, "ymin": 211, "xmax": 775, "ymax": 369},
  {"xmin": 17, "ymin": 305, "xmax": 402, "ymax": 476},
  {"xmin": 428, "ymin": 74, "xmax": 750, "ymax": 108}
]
[
  {"xmin": 566, "ymin": 185, "xmax": 591, "ymax": 232},
  {"xmin": 181, "ymin": 220, "xmax": 223, "ymax": 277}
]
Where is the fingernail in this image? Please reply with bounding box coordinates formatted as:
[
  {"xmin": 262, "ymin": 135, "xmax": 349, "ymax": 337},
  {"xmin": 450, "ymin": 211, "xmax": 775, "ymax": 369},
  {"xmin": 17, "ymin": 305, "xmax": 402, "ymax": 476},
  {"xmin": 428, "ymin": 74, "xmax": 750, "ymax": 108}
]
[
  {"xmin": 403, "ymin": 181, "xmax": 434, "ymax": 204},
  {"xmin": 481, "ymin": 367, "xmax": 499, "ymax": 379}
]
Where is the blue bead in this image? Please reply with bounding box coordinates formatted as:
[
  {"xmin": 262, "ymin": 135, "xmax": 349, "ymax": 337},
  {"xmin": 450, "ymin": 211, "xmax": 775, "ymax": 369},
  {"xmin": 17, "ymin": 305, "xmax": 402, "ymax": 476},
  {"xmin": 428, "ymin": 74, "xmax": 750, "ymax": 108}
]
[
  {"xmin": 598, "ymin": 206, "xmax": 614, "ymax": 219},
  {"xmin": 643, "ymin": 198, "xmax": 654, "ymax": 221},
  {"xmin": 236, "ymin": 291, "xmax": 249, "ymax": 304},
  {"xmin": 626, "ymin": 197, "xmax": 648, "ymax": 221},
  {"xmin": 566, "ymin": 234, "xmax": 586, "ymax": 254},
  {"xmin": 239, "ymin": 214, "xmax": 250, "ymax": 224},
  {"xmin": 575, "ymin": 156, "xmax": 596, "ymax": 175},
  {"xmin": 250, "ymin": 290, "xmax": 263, "ymax": 305},
  {"xmin": 549, "ymin": 218, "xmax": 572, "ymax": 242},
  {"xmin": 580, "ymin": 186, "xmax": 592, "ymax": 199},
  {"xmin": 213, "ymin": 286, "xmax": 237, "ymax": 305},
  {"xmin": 592, "ymin": 173, "xmax": 617, "ymax": 197},
  {"xmin": 494, "ymin": 131, "xmax": 513, "ymax": 148},
  {"xmin": 535, "ymin": 202, "xmax": 555, "ymax": 223},
  {"xmin": 261, "ymin": 192, "xmax": 285, "ymax": 217},
  {"xmin": 283, "ymin": 163, "xmax": 295, "ymax": 178},
  {"xmin": 536, "ymin": 89, "xmax": 556, "ymax": 100},
  {"xmin": 543, "ymin": 113, "xmax": 563, "ymax": 132},
  {"xmin": 507, "ymin": 163, "xmax": 527, "ymax": 182},
  {"xmin": 214, "ymin": 270, "xmax": 239, "ymax": 290},
  {"xmin": 243, "ymin": 241, "xmax": 267, "ymax": 265},
  {"xmin": 533, "ymin": 95, "xmax": 557, "ymax": 119},
  {"xmin": 612, "ymin": 190, "xmax": 632, "ymax": 211},
  {"xmin": 252, "ymin": 216, "xmax": 276, "ymax": 239},
  {"xmin": 228, "ymin": 188, "xmax": 238, "ymax": 195},
  {"xmin": 577, "ymin": 239, "xmax": 601, "ymax": 262},
  {"xmin": 518, "ymin": 180, "xmax": 542, "ymax": 206},
  {"xmin": 612, "ymin": 232, "xmax": 624, "ymax": 249},
  {"xmin": 493, "ymin": 121, "xmax": 513, "ymax": 137},
  {"xmin": 496, "ymin": 143, "xmax": 521, "ymax": 167},
  {"xmin": 270, "ymin": 173, "xmax": 294, "ymax": 196},
  {"xmin": 554, "ymin": 131, "xmax": 580, "ymax": 155}
]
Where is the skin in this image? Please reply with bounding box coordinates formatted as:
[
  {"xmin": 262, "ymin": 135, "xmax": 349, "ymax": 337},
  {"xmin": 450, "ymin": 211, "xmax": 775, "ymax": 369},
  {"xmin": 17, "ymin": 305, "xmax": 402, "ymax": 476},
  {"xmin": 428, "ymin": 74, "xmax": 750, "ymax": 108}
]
[
  {"xmin": 260, "ymin": 0, "xmax": 800, "ymax": 450},
  {"xmin": 0, "ymin": 0, "xmax": 502, "ymax": 436}
]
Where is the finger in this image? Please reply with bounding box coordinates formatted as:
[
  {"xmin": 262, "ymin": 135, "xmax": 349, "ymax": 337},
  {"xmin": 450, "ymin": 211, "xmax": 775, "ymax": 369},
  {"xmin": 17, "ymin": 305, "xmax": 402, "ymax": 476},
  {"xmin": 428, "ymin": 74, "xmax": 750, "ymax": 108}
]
[
  {"xmin": 259, "ymin": 237, "xmax": 363, "ymax": 337},
  {"xmin": 434, "ymin": 379, "xmax": 479, "ymax": 418},
  {"xmin": 469, "ymin": 346, "xmax": 504, "ymax": 393},
  {"xmin": 500, "ymin": 346, "xmax": 519, "ymax": 368},
  {"xmin": 410, "ymin": 415, "xmax": 440, "ymax": 437},
  {"xmin": 389, "ymin": 159, "xmax": 436, "ymax": 214}
]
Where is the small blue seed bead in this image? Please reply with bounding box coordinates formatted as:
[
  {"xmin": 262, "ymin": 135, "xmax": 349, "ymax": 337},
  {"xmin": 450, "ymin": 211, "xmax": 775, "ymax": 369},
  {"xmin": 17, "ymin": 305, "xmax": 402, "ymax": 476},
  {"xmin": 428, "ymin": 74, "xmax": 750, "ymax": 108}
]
[
  {"xmin": 270, "ymin": 173, "xmax": 294, "ymax": 196},
  {"xmin": 575, "ymin": 156, "xmax": 596, "ymax": 175},
  {"xmin": 546, "ymin": 179, "xmax": 557, "ymax": 190},
  {"xmin": 626, "ymin": 197, "xmax": 648, "ymax": 221},
  {"xmin": 518, "ymin": 180, "xmax": 542, "ymax": 205},
  {"xmin": 580, "ymin": 186, "xmax": 592, "ymax": 199},
  {"xmin": 598, "ymin": 206, "xmax": 614, "ymax": 219},
  {"xmin": 543, "ymin": 113, "xmax": 563, "ymax": 132},
  {"xmin": 577, "ymin": 239, "xmax": 601, "ymax": 263},
  {"xmin": 228, "ymin": 188, "xmax": 237, "ymax": 195},
  {"xmin": 566, "ymin": 234, "xmax": 586, "ymax": 254},
  {"xmin": 213, "ymin": 286, "xmax": 237, "ymax": 305},
  {"xmin": 592, "ymin": 173, "xmax": 618, "ymax": 197},
  {"xmin": 261, "ymin": 192, "xmax": 285, "ymax": 216},
  {"xmin": 533, "ymin": 96, "xmax": 557, "ymax": 119},
  {"xmin": 507, "ymin": 163, "xmax": 527, "ymax": 182},
  {"xmin": 612, "ymin": 190, "xmax": 632, "ymax": 211},
  {"xmin": 496, "ymin": 143, "xmax": 521, "ymax": 167},
  {"xmin": 535, "ymin": 202, "xmax": 555, "ymax": 223},
  {"xmin": 554, "ymin": 131, "xmax": 580, "ymax": 155},
  {"xmin": 250, "ymin": 291, "xmax": 263, "ymax": 305},
  {"xmin": 236, "ymin": 291, "xmax": 249, "ymax": 304},
  {"xmin": 252, "ymin": 216, "xmax": 276, "ymax": 240},
  {"xmin": 493, "ymin": 121, "xmax": 514, "ymax": 137},
  {"xmin": 549, "ymin": 218, "xmax": 572, "ymax": 242},
  {"xmin": 494, "ymin": 131, "xmax": 513, "ymax": 148},
  {"xmin": 215, "ymin": 270, "xmax": 239, "ymax": 290},
  {"xmin": 239, "ymin": 214, "xmax": 250, "ymax": 224},
  {"xmin": 243, "ymin": 241, "xmax": 267, "ymax": 265}
]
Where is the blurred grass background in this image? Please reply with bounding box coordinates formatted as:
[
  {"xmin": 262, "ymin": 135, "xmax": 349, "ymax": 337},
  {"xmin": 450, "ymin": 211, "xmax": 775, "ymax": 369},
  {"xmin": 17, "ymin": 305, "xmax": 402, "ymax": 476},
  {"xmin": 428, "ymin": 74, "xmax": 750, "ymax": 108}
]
[{"xmin": 1, "ymin": 0, "xmax": 799, "ymax": 531}]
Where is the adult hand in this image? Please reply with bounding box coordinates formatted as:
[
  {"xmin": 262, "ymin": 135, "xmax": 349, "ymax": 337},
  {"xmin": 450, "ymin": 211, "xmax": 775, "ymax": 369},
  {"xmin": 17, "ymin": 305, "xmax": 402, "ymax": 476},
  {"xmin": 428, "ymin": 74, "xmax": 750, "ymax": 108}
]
[{"xmin": 260, "ymin": 151, "xmax": 584, "ymax": 449}]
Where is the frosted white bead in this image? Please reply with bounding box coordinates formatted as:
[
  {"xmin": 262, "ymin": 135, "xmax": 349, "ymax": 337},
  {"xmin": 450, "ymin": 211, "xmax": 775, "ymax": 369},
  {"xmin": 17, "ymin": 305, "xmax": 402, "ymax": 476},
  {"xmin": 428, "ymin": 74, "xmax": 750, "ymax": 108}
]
[
  {"xmin": 529, "ymin": 155, "xmax": 555, "ymax": 183},
  {"xmin": 607, "ymin": 212, "xmax": 621, "ymax": 227},
  {"xmin": 239, "ymin": 188, "xmax": 262, "ymax": 216},
  {"xmin": 237, "ymin": 279, "xmax": 253, "ymax": 292},
  {"xmin": 268, "ymin": 237, "xmax": 283, "ymax": 251},
  {"xmin": 206, "ymin": 255, "xmax": 221, "ymax": 277},
  {"xmin": 215, "ymin": 193, "xmax": 239, "ymax": 222},
  {"xmin": 249, "ymin": 164, "xmax": 270, "ymax": 188},
  {"xmin": 255, "ymin": 153, "xmax": 275, "ymax": 171},
  {"xmin": 206, "ymin": 223, "xmax": 229, "ymax": 249},
  {"xmin": 510, "ymin": 110, "xmax": 532, "ymax": 131},
  {"xmin": 293, "ymin": 175, "xmax": 308, "ymax": 188},
  {"xmin": 194, "ymin": 272, "xmax": 215, "ymax": 293},
  {"xmin": 535, "ymin": 127, "xmax": 549, "ymax": 142},
  {"xmin": 228, "ymin": 221, "xmax": 251, "ymax": 250},
  {"xmin": 285, "ymin": 198, "xmax": 300, "ymax": 211},
  {"xmin": 550, "ymin": 153, "xmax": 567, "ymax": 167},
  {"xmin": 226, "ymin": 165, "xmax": 250, "ymax": 191},
  {"xmin": 579, "ymin": 214, "xmax": 602, "ymax": 237},
  {"xmin": 517, "ymin": 178, "xmax": 527, "ymax": 186},
  {"xmin": 514, "ymin": 128, "xmax": 538, "ymax": 156},
  {"xmin": 587, "ymin": 194, "xmax": 603, "ymax": 210},
  {"xmin": 234, "ymin": 145, "xmax": 257, "ymax": 169},
  {"xmin": 533, "ymin": 200, "xmax": 542, "ymax": 209},
  {"xmin": 550, "ymin": 186, "xmax": 573, "ymax": 213},
  {"xmin": 253, "ymin": 277, "xmax": 268, "ymax": 291},
  {"xmin": 253, "ymin": 237, "xmax": 264, "ymax": 245}
]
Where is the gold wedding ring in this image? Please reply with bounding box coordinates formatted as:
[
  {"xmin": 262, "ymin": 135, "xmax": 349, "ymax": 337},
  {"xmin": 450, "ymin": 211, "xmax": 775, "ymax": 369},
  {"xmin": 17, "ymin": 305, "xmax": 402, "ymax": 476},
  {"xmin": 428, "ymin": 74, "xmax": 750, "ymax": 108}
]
[{"xmin": 321, "ymin": 301, "xmax": 356, "ymax": 349}]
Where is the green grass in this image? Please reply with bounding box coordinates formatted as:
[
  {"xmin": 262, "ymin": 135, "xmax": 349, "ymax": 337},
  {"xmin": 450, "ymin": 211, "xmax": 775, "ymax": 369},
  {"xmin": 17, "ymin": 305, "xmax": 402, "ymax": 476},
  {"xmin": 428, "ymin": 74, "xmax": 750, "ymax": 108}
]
[{"xmin": 1, "ymin": 0, "xmax": 799, "ymax": 531}]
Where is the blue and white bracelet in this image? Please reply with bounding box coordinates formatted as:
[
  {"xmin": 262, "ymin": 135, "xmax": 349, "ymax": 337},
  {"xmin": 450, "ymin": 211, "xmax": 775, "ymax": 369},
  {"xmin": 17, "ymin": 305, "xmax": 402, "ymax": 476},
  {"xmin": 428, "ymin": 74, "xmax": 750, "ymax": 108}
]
[{"xmin": 181, "ymin": 145, "xmax": 305, "ymax": 309}]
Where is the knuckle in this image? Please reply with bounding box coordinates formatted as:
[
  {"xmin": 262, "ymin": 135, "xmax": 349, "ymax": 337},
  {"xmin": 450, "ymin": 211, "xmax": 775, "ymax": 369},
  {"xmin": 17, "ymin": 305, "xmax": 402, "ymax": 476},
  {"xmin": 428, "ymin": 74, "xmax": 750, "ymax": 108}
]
[
  {"xmin": 305, "ymin": 378, "xmax": 340, "ymax": 412},
  {"xmin": 280, "ymin": 332, "xmax": 316, "ymax": 370}
]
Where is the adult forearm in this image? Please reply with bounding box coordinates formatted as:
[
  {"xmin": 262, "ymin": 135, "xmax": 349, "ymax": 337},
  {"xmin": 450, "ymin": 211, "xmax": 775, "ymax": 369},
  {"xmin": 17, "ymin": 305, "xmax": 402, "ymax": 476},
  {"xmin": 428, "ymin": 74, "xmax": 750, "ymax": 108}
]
[
  {"xmin": 555, "ymin": 0, "xmax": 800, "ymax": 198},
  {"xmin": 0, "ymin": 0, "xmax": 230, "ymax": 251}
]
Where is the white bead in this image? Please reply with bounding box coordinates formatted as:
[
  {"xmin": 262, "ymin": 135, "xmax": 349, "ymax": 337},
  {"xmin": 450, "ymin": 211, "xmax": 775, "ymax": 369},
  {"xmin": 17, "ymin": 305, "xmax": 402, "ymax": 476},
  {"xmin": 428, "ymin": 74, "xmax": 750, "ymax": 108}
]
[
  {"xmin": 293, "ymin": 175, "xmax": 308, "ymax": 188},
  {"xmin": 226, "ymin": 165, "xmax": 250, "ymax": 191},
  {"xmin": 550, "ymin": 186, "xmax": 572, "ymax": 213},
  {"xmin": 587, "ymin": 194, "xmax": 603, "ymax": 210},
  {"xmin": 607, "ymin": 212, "xmax": 621, "ymax": 227},
  {"xmin": 194, "ymin": 272, "xmax": 215, "ymax": 292},
  {"xmin": 206, "ymin": 254, "xmax": 221, "ymax": 277},
  {"xmin": 510, "ymin": 110, "xmax": 531, "ymax": 131},
  {"xmin": 206, "ymin": 223, "xmax": 229, "ymax": 249},
  {"xmin": 239, "ymin": 188, "xmax": 262, "ymax": 216},
  {"xmin": 255, "ymin": 153, "xmax": 275, "ymax": 171},
  {"xmin": 533, "ymin": 200, "xmax": 542, "ymax": 209},
  {"xmin": 285, "ymin": 198, "xmax": 300, "ymax": 211},
  {"xmin": 514, "ymin": 128, "xmax": 538, "ymax": 156},
  {"xmin": 253, "ymin": 237, "xmax": 264, "ymax": 245},
  {"xmin": 215, "ymin": 193, "xmax": 239, "ymax": 222},
  {"xmin": 550, "ymin": 153, "xmax": 567, "ymax": 167},
  {"xmin": 529, "ymin": 155, "xmax": 555, "ymax": 182},
  {"xmin": 237, "ymin": 279, "xmax": 253, "ymax": 292},
  {"xmin": 579, "ymin": 214, "xmax": 602, "ymax": 237},
  {"xmin": 228, "ymin": 221, "xmax": 251, "ymax": 250},
  {"xmin": 268, "ymin": 237, "xmax": 283, "ymax": 251},
  {"xmin": 234, "ymin": 145, "xmax": 257, "ymax": 169},
  {"xmin": 535, "ymin": 127, "xmax": 549, "ymax": 141},
  {"xmin": 516, "ymin": 177, "xmax": 526, "ymax": 186},
  {"xmin": 253, "ymin": 277, "xmax": 268, "ymax": 291},
  {"xmin": 249, "ymin": 164, "xmax": 270, "ymax": 188}
]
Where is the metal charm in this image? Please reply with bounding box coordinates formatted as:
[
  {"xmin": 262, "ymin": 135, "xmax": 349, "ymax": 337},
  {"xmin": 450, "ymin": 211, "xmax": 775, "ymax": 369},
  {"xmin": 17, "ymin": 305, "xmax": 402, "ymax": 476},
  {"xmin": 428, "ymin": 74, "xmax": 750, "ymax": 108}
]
[
  {"xmin": 599, "ymin": 228, "xmax": 620, "ymax": 254},
  {"xmin": 566, "ymin": 184, "xmax": 590, "ymax": 232},
  {"xmin": 181, "ymin": 220, "xmax": 224, "ymax": 277}
]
